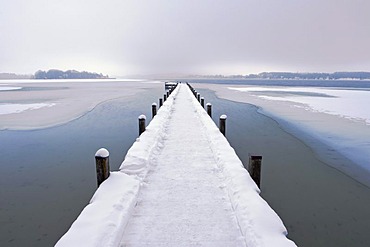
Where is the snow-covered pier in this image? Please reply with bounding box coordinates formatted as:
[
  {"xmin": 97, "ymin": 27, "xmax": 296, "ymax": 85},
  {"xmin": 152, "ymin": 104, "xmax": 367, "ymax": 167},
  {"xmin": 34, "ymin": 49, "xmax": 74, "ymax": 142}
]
[{"xmin": 56, "ymin": 83, "xmax": 296, "ymax": 247}]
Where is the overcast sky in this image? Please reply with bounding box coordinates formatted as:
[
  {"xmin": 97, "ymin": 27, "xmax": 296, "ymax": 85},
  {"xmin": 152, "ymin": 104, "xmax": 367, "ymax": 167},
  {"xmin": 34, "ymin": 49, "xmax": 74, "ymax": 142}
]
[{"xmin": 1, "ymin": 0, "xmax": 369, "ymax": 76}]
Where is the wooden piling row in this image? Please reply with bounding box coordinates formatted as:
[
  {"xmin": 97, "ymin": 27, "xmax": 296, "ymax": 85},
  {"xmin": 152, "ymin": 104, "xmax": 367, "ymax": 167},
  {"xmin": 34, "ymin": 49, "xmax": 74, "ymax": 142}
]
[
  {"xmin": 94, "ymin": 81, "xmax": 263, "ymax": 192},
  {"xmin": 186, "ymin": 83, "xmax": 207, "ymax": 109}
]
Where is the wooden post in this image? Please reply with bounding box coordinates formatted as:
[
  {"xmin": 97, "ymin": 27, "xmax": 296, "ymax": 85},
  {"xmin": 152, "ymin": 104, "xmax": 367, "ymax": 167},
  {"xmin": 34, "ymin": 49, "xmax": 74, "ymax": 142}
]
[
  {"xmin": 194, "ymin": 90, "xmax": 197, "ymax": 97},
  {"xmin": 138, "ymin": 115, "xmax": 146, "ymax": 135},
  {"xmin": 152, "ymin": 103, "xmax": 157, "ymax": 119},
  {"xmin": 219, "ymin": 114, "xmax": 227, "ymax": 136},
  {"xmin": 201, "ymin": 97, "xmax": 204, "ymax": 108},
  {"xmin": 159, "ymin": 98, "xmax": 163, "ymax": 108},
  {"xmin": 164, "ymin": 94, "xmax": 167, "ymax": 101},
  {"xmin": 206, "ymin": 103, "xmax": 212, "ymax": 117},
  {"xmin": 197, "ymin": 93, "xmax": 200, "ymax": 102},
  {"xmin": 166, "ymin": 91, "xmax": 169, "ymax": 97},
  {"xmin": 249, "ymin": 155, "xmax": 262, "ymax": 188},
  {"xmin": 95, "ymin": 148, "xmax": 110, "ymax": 187}
]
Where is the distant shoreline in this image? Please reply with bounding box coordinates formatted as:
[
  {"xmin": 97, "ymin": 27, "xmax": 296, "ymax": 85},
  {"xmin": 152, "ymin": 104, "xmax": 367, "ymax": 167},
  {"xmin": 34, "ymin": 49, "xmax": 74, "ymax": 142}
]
[
  {"xmin": 3, "ymin": 71, "xmax": 370, "ymax": 80},
  {"xmin": 0, "ymin": 69, "xmax": 110, "ymax": 80}
]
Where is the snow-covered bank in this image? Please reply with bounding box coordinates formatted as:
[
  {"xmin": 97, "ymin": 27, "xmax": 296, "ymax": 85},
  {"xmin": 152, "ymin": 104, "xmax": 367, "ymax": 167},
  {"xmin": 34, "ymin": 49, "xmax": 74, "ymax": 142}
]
[{"xmin": 56, "ymin": 84, "xmax": 295, "ymax": 246}]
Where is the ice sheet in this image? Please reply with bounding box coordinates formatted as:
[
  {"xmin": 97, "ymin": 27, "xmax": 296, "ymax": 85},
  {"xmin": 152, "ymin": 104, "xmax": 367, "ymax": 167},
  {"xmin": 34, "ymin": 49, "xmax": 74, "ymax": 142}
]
[{"xmin": 229, "ymin": 86, "xmax": 370, "ymax": 124}]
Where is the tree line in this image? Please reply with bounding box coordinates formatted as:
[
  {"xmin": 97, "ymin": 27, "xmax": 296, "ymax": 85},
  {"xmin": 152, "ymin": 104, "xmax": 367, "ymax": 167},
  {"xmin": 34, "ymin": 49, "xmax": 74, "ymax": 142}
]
[
  {"xmin": 33, "ymin": 69, "xmax": 109, "ymax": 79},
  {"xmin": 246, "ymin": 72, "xmax": 370, "ymax": 80}
]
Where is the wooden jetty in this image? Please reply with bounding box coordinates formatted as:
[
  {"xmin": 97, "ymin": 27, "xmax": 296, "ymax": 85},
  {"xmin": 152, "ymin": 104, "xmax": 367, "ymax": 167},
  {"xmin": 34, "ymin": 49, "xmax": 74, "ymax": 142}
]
[{"xmin": 56, "ymin": 83, "xmax": 296, "ymax": 247}]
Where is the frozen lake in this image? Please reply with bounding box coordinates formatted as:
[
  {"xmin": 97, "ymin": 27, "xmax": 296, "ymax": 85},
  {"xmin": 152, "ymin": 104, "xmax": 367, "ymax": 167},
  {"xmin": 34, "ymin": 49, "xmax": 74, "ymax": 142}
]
[{"xmin": 1, "ymin": 79, "xmax": 370, "ymax": 247}]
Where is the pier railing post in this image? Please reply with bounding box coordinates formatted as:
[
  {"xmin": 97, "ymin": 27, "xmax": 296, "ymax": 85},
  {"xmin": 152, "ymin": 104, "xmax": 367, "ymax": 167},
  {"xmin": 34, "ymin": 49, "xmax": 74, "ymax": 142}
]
[
  {"xmin": 152, "ymin": 103, "xmax": 157, "ymax": 119},
  {"xmin": 138, "ymin": 115, "xmax": 146, "ymax": 135},
  {"xmin": 249, "ymin": 155, "xmax": 262, "ymax": 188},
  {"xmin": 219, "ymin": 115, "xmax": 227, "ymax": 136},
  {"xmin": 197, "ymin": 93, "xmax": 200, "ymax": 102},
  {"xmin": 95, "ymin": 148, "xmax": 110, "ymax": 187},
  {"xmin": 164, "ymin": 94, "xmax": 167, "ymax": 102},
  {"xmin": 159, "ymin": 98, "xmax": 163, "ymax": 108},
  {"xmin": 206, "ymin": 103, "xmax": 212, "ymax": 117},
  {"xmin": 167, "ymin": 91, "xmax": 169, "ymax": 97},
  {"xmin": 201, "ymin": 97, "xmax": 204, "ymax": 108}
]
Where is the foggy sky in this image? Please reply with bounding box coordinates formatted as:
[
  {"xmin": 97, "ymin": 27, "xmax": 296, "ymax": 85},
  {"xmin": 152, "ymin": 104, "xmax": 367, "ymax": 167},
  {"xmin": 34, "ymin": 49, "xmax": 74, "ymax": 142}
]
[{"xmin": 1, "ymin": 0, "xmax": 370, "ymax": 76}]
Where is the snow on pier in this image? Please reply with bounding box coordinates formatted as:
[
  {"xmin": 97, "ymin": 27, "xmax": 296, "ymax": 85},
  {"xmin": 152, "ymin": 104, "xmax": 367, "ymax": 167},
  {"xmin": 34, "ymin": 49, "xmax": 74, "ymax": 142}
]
[{"xmin": 56, "ymin": 84, "xmax": 296, "ymax": 247}]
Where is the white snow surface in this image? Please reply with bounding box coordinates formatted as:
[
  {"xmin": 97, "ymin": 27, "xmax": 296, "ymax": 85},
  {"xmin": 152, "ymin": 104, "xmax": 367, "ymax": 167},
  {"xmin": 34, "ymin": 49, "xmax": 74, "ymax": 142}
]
[
  {"xmin": 56, "ymin": 84, "xmax": 295, "ymax": 247},
  {"xmin": 229, "ymin": 86, "xmax": 370, "ymax": 124},
  {"xmin": 95, "ymin": 148, "xmax": 109, "ymax": 158},
  {"xmin": 0, "ymin": 103, "xmax": 56, "ymax": 115},
  {"xmin": 0, "ymin": 86, "xmax": 22, "ymax": 91}
]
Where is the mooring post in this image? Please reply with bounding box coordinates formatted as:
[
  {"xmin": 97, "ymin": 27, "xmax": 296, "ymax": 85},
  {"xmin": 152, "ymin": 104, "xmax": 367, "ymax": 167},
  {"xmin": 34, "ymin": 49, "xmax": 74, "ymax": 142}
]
[
  {"xmin": 159, "ymin": 98, "xmax": 163, "ymax": 108},
  {"xmin": 95, "ymin": 148, "xmax": 110, "ymax": 187},
  {"xmin": 249, "ymin": 155, "xmax": 262, "ymax": 188},
  {"xmin": 152, "ymin": 103, "xmax": 157, "ymax": 119},
  {"xmin": 194, "ymin": 90, "xmax": 197, "ymax": 97},
  {"xmin": 138, "ymin": 114, "xmax": 146, "ymax": 135},
  {"xmin": 167, "ymin": 91, "xmax": 169, "ymax": 97},
  {"xmin": 197, "ymin": 93, "xmax": 200, "ymax": 102},
  {"xmin": 201, "ymin": 97, "xmax": 204, "ymax": 108},
  {"xmin": 206, "ymin": 103, "xmax": 212, "ymax": 117},
  {"xmin": 164, "ymin": 94, "xmax": 167, "ymax": 102},
  {"xmin": 219, "ymin": 114, "xmax": 227, "ymax": 136}
]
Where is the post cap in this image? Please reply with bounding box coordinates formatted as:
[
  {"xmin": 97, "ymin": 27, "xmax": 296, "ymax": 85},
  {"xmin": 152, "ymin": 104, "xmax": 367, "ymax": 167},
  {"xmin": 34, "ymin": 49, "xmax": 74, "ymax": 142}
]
[
  {"xmin": 138, "ymin": 114, "xmax": 146, "ymax": 120},
  {"xmin": 206, "ymin": 103, "xmax": 212, "ymax": 106},
  {"xmin": 95, "ymin": 148, "xmax": 109, "ymax": 158},
  {"xmin": 220, "ymin": 114, "xmax": 227, "ymax": 120},
  {"xmin": 201, "ymin": 97, "xmax": 204, "ymax": 100},
  {"xmin": 152, "ymin": 103, "xmax": 157, "ymax": 106}
]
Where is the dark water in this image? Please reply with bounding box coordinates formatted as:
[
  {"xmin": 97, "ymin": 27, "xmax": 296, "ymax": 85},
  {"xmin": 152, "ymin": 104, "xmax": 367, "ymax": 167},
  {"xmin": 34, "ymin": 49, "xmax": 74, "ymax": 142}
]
[{"xmin": 0, "ymin": 88, "xmax": 162, "ymax": 246}]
